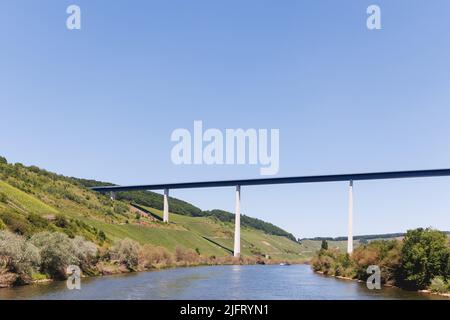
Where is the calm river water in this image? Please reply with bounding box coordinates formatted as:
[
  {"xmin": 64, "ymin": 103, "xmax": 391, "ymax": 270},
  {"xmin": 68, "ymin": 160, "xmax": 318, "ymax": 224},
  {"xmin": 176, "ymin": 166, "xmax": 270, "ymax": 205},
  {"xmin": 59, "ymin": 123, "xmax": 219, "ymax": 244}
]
[{"xmin": 0, "ymin": 265, "xmax": 446, "ymax": 300}]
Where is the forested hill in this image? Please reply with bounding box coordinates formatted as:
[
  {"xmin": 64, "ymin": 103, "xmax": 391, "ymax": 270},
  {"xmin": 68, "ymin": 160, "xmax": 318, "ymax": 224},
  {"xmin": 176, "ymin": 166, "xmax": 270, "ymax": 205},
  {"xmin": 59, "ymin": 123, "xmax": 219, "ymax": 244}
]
[
  {"xmin": 73, "ymin": 178, "xmax": 297, "ymax": 242},
  {"xmin": 301, "ymin": 232, "xmax": 450, "ymax": 242}
]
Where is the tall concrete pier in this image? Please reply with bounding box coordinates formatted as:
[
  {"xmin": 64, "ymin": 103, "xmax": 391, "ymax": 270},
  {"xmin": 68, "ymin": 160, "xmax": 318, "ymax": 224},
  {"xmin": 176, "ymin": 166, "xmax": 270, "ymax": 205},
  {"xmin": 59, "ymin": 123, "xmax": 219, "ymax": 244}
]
[
  {"xmin": 234, "ymin": 185, "xmax": 241, "ymax": 257},
  {"xmin": 163, "ymin": 188, "xmax": 169, "ymax": 223}
]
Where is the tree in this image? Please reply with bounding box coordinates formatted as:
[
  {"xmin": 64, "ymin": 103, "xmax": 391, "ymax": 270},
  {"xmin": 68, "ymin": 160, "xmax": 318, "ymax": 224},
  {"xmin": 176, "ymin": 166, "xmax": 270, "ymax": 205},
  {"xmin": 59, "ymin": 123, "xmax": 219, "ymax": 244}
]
[
  {"xmin": 72, "ymin": 236, "xmax": 98, "ymax": 270},
  {"xmin": 30, "ymin": 232, "xmax": 80, "ymax": 279},
  {"xmin": 110, "ymin": 238, "xmax": 140, "ymax": 270},
  {"xmin": 0, "ymin": 192, "xmax": 7, "ymax": 203},
  {"xmin": 0, "ymin": 231, "xmax": 40, "ymax": 279},
  {"xmin": 400, "ymin": 228, "xmax": 450, "ymax": 290},
  {"xmin": 98, "ymin": 230, "xmax": 106, "ymax": 243},
  {"xmin": 321, "ymin": 240, "xmax": 329, "ymax": 251}
]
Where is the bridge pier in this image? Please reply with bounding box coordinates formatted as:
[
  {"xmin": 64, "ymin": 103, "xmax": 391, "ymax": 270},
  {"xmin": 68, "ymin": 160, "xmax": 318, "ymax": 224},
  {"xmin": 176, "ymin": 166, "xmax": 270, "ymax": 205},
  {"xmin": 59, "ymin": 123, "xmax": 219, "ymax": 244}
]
[
  {"xmin": 110, "ymin": 191, "xmax": 116, "ymax": 201},
  {"xmin": 234, "ymin": 185, "xmax": 241, "ymax": 258},
  {"xmin": 163, "ymin": 188, "xmax": 169, "ymax": 223},
  {"xmin": 347, "ymin": 180, "xmax": 354, "ymax": 254}
]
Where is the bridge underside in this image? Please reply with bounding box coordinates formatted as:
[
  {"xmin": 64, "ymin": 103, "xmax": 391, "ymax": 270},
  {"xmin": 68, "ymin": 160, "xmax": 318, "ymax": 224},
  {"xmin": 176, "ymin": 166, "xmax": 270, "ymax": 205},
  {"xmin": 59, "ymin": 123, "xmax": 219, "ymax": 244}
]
[{"xmin": 92, "ymin": 168, "xmax": 450, "ymax": 256}]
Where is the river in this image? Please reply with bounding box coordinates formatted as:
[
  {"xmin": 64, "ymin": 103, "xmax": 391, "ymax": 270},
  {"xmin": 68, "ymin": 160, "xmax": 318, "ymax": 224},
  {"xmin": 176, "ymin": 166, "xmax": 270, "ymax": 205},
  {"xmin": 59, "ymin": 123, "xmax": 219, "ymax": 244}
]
[{"xmin": 0, "ymin": 265, "xmax": 446, "ymax": 300}]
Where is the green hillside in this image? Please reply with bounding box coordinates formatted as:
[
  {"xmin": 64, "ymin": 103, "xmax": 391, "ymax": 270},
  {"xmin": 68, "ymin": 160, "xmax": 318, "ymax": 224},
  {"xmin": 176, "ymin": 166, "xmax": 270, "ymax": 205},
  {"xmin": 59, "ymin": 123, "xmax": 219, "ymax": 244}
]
[
  {"xmin": 0, "ymin": 157, "xmax": 307, "ymax": 261},
  {"xmin": 139, "ymin": 206, "xmax": 304, "ymax": 260}
]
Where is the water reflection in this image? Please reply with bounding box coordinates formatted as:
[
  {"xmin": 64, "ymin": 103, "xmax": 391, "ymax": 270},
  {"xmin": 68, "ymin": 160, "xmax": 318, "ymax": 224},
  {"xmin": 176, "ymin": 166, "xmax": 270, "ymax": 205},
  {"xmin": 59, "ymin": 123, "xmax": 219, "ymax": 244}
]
[{"xmin": 0, "ymin": 265, "xmax": 446, "ymax": 300}]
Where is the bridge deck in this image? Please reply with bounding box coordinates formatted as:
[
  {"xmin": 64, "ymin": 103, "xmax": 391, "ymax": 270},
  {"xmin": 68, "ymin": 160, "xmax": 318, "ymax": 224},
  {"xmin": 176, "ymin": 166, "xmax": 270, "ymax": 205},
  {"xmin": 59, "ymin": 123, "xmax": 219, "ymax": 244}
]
[{"xmin": 90, "ymin": 168, "xmax": 450, "ymax": 192}]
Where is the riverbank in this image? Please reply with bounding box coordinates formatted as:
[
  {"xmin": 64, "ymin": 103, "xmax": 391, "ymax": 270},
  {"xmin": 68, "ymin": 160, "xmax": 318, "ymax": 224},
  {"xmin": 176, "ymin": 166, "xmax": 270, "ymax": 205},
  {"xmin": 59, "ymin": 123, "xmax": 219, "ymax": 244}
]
[
  {"xmin": 0, "ymin": 228, "xmax": 306, "ymax": 289},
  {"xmin": 1, "ymin": 264, "xmax": 443, "ymax": 300},
  {"xmin": 314, "ymin": 270, "xmax": 450, "ymax": 299},
  {"xmin": 1, "ymin": 256, "xmax": 306, "ymax": 289},
  {"xmin": 311, "ymin": 229, "xmax": 450, "ymax": 299}
]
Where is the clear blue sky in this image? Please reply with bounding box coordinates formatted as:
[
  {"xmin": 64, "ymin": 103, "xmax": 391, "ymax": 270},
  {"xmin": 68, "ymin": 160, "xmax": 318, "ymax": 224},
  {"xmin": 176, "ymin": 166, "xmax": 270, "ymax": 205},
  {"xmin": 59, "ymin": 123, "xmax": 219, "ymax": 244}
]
[{"xmin": 1, "ymin": 1, "xmax": 450, "ymax": 238}]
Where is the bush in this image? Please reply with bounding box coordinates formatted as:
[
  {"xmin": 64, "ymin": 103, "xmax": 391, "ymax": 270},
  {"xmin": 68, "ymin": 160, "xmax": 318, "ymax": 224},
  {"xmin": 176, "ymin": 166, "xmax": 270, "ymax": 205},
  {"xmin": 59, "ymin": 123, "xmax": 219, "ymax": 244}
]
[
  {"xmin": 0, "ymin": 210, "xmax": 32, "ymax": 236},
  {"xmin": 113, "ymin": 202, "xmax": 129, "ymax": 215},
  {"xmin": 311, "ymin": 228, "xmax": 450, "ymax": 291},
  {"xmin": 98, "ymin": 230, "xmax": 106, "ymax": 243},
  {"xmin": 0, "ymin": 192, "xmax": 8, "ymax": 203},
  {"xmin": 352, "ymin": 240, "xmax": 402, "ymax": 285},
  {"xmin": 400, "ymin": 228, "xmax": 450, "ymax": 290},
  {"xmin": 312, "ymin": 249, "xmax": 353, "ymax": 277},
  {"xmin": 27, "ymin": 213, "xmax": 51, "ymax": 230},
  {"xmin": 54, "ymin": 215, "xmax": 69, "ymax": 228},
  {"xmin": 30, "ymin": 232, "xmax": 80, "ymax": 279},
  {"xmin": 175, "ymin": 246, "xmax": 202, "ymax": 265},
  {"xmin": 0, "ymin": 231, "xmax": 40, "ymax": 280},
  {"xmin": 312, "ymin": 240, "xmax": 402, "ymax": 282},
  {"xmin": 72, "ymin": 236, "xmax": 98, "ymax": 269},
  {"xmin": 429, "ymin": 277, "xmax": 449, "ymax": 294},
  {"xmin": 321, "ymin": 240, "xmax": 328, "ymax": 251},
  {"xmin": 139, "ymin": 245, "xmax": 174, "ymax": 268},
  {"xmin": 110, "ymin": 238, "xmax": 140, "ymax": 270}
]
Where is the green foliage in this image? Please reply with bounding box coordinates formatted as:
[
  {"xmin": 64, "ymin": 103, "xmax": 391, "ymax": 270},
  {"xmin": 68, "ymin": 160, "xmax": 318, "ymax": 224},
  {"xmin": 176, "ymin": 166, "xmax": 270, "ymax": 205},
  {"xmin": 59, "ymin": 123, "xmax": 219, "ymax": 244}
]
[
  {"xmin": 31, "ymin": 272, "xmax": 49, "ymax": 281},
  {"xmin": 429, "ymin": 277, "xmax": 449, "ymax": 294},
  {"xmin": 117, "ymin": 190, "xmax": 204, "ymax": 217},
  {"xmin": 352, "ymin": 240, "xmax": 402, "ymax": 285},
  {"xmin": 72, "ymin": 178, "xmax": 203, "ymax": 217},
  {"xmin": 0, "ymin": 192, "xmax": 8, "ymax": 203},
  {"xmin": 0, "ymin": 231, "xmax": 41, "ymax": 279},
  {"xmin": 98, "ymin": 230, "xmax": 106, "ymax": 243},
  {"xmin": 312, "ymin": 228, "xmax": 450, "ymax": 292},
  {"xmin": 139, "ymin": 244, "xmax": 174, "ymax": 268},
  {"xmin": 54, "ymin": 215, "xmax": 69, "ymax": 228},
  {"xmin": 72, "ymin": 236, "xmax": 98, "ymax": 270},
  {"xmin": 303, "ymin": 233, "xmax": 408, "ymax": 242},
  {"xmin": 0, "ymin": 161, "xmax": 134, "ymax": 233},
  {"xmin": 0, "ymin": 231, "xmax": 96, "ymax": 281},
  {"xmin": 312, "ymin": 240, "xmax": 403, "ymax": 284},
  {"xmin": 0, "ymin": 156, "xmax": 7, "ymax": 164},
  {"xmin": 0, "ymin": 209, "xmax": 33, "ymax": 236},
  {"xmin": 311, "ymin": 248, "xmax": 355, "ymax": 278},
  {"xmin": 110, "ymin": 238, "xmax": 140, "ymax": 270},
  {"xmin": 204, "ymin": 210, "xmax": 297, "ymax": 242},
  {"xmin": 30, "ymin": 232, "xmax": 80, "ymax": 279},
  {"xmin": 27, "ymin": 213, "xmax": 52, "ymax": 230},
  {"xmin": 399, "ymin": 228, "xmax": 450, "ymax": 290},
  {"xmin": 113, "ymin": 202, "xmax": 129, "ymax": 215},
  {"xmin": 321, "ymin": 240, "xmax": 328, "ymax": 250}
]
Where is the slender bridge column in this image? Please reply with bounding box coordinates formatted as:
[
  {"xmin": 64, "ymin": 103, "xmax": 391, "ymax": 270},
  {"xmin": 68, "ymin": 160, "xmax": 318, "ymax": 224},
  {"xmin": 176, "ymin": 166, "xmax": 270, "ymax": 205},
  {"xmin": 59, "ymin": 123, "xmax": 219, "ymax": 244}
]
[
  {"xmin": 110, "ymin": 191, "xmax": 116, "ymax": 201},
  {"xmin": 347, "ymin": 180, "xmax": 354, "ymax": 254},
  {"xmin": 163, "ymin": 188, "xmax": 169, "ymax": 223},
  {"xmin": 234, "ymin": 185, "xmax": 241, "ymax": 258}
]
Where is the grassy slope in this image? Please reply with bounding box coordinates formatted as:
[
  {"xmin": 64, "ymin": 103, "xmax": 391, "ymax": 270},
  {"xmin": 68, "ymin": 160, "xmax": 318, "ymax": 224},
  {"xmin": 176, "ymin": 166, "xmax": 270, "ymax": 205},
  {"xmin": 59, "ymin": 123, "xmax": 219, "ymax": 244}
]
[
  {"xmin": 141, "ymin": 206, "xmax": 306, "ymax": 260},
  {"xmin": 0, "ymin": 180, "xmax": 58, "ymax": 216}
]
